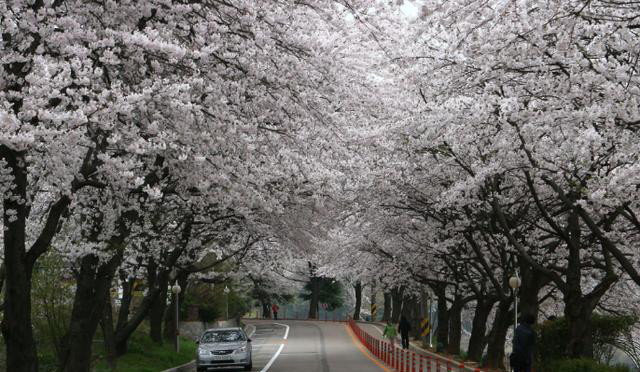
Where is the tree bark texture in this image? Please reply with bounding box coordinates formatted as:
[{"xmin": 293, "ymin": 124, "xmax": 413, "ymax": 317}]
[
  {"xmin": 308, "ymin": 276, "xmax": 320, "ymax": 319},
  {"xmin": 391, "ymin": 286, "xmax": 404, "ymax": 323},
  {"xmin": 353, "ymin": 281, "xmax": 362, "ymax": 321},
  {"xmin": 446, "ymin": 302, "xmax": 463, "ymax": 356},
  {"xmin": 261, "ymin": 300, "xmax": 272, "ymax": 319},
  {"xmin": 485, "ymin": 299, "xmax": 512, "ymax": 369},
  {"xmin": 382, "ymin": 292, "xmax": 392, "ymax": 322},
  {"xmin": 1, "ymin": 148, "xmax": 70, "ymax": 372},
  {"xmin": 518, "ymin": 263, "xmax": 547, "ymax": 321},
  {"xmin": 1, "ymin": 148, "xmax": 37, "ymax": 372},
  {"xmin": 407, "ymin": 297, "xmax": 421, "ymax": 339},
  {"xmin": 435, "ymin": 291, "xmax": 449, "ymax": 353},
  {"xmin": 58, "ymin": 253, "xmax": 120, "ymax": 372},
  {"xmin": 467, "ymin": 298, "xmax": 494, "ymax": 362},
  {"xmin": 100, "ymin": 300, "xmax": 117, "ymax": 371},
  {"xmin": 370, "ymin": 282, "xmax": 377, "ymax": 321},
  {"xmin": 564, "ymin": 298, "xmax": 595, "ymax": 358},
  {"xmin": 147, "ymin": 260, "xmax": 168, "ymax": 344},
  {"xmin": 161, "ymin": 272, "xmax": 188, "ymax": 348}
]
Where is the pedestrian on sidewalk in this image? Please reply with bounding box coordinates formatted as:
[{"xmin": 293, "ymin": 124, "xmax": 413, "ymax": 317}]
[
  {"xmin": 272, "ymin": 303, "xmax": 280, "ymax": 320},
  {"xmin": 398, "ymin": 315, "xmax": 411, "ymax": 349},
  {"xmin": 383, "ymin": 320, "xmax": 397, "ymax": 348},
  {"xmin": 510, "ymin": 313, "xmax": 536, "ymax": 372}
]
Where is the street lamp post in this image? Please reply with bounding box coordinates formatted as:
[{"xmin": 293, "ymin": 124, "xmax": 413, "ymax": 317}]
[
  {"xmin": 428, "ymin": 291, "xmax": 433, "ymax": 348},
  {"xmin": 509, "ymin": 275, "xmax": 521, "ymax": 330},
  {"xmin": 171, "ymin": 283, "xmax": 182, "ymax": 353},
  {"xmin": 224, "ymin": 285, "xmax": 230, "ymax": 320}
]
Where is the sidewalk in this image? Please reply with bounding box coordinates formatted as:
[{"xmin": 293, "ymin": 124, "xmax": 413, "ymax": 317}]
[{"xmin": 357, "ymin": 321, "xmax": 503, "ymax": 372}]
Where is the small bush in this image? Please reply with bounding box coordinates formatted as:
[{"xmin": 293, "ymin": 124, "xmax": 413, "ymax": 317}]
[
  {"xmin": 547, "ymin": 358, "xmax": 630, "ymax": 372},
  {"xmin": 537, "ymin": 314, "xmax": 638, "ymax": 366}
]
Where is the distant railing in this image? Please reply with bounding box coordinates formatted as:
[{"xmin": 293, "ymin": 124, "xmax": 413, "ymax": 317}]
[{"xmin": 347, "ymin": 319, "xmax": 492, "ymax": 372}]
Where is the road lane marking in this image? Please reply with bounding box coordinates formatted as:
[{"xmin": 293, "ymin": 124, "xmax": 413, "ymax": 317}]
[
  {"xmin": 369, "ymin": 324, "xmax": 384, "ymax": 335},
  {"xmin": 273, "ymin": 322, "xmax": 290, "ymax": 339},
  {"xmin": 245, "ymin": 324, "xmax": 256, "ymax": 337},
  {"xmin": 345, "ymin": 324, "xmax": 393, "ymax": 372},
  {"xmin": 259, "ymin": 343, "xmax": 284, "ymax": 372}
]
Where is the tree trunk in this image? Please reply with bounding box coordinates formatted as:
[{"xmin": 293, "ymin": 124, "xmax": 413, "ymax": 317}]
[
  {"xmin": 147, "ymin": 260, "xmax": 168, "ymax": 344},
  {"xmin": 164, "ymin": 293, "xmax": 177, "ymax": 341},
  {"xmin": 101, "ymin": 299, "xmax": 117, "ymax": 371},
  {"xmin": 158, "ymin": 272, "xmax": 186, "ymax": 348},
  {"xmin": 401, "ymin": 296, "xmax": 419, "ymax": 338},
  {"xmin": 353, "ymin": 281, "xmax": 362, "ymax": 321},
  {"xmin": 467, "ymin": 298, "xmax": 494, "ymax": 362},
  {"xmin": 2, "ymin": 248, "xmax": 38, "ymax": 372},
  {"xmin": 382, "ymin": 292, "xmax": 392, "ymax": 322},
  {"xmin": 118, "ymin": 242, "xmax": 189, "ymax": 355},
  {"xmin": 113, "ymin": 275, "xmax": 134, "ymax": 355},
  {"xmin": 58, "ymin": 253, "xmax": 120, "ymax": 372},
  {"xmin": 447, "ymin": 303, "xmax": 463, "ymax": 356},
  {"xmin": 115, "ymin": 332, "xmax": 128, "ymax": 356},
  {"xmin": 561, "ymin": 210, "xmax": 617, "ymax": 358},
  {"xmin": 261, "ymin": 300, "xmax": 271, "ymax": 319},
  {"xmin": 370, "ymin": 282, "xmax": 377, "ymax": 321},
  {"xmin": 564, "ymin": 293, "xmax": 596, "ymax": 358},
  {"xmin": 149, "ymin": 289, "xmax": 167, "ymax": 344},
  {"xmin": 518, "ymin": 261, "xmax": 549, "ymax": 322},
  {"xmin": 1, "ymin": 148, "xmax": 39, "ymax": 372},
  {"xmin": 308, "ymin": 276, "xmax": 320, "ymax": 319},
  {"xmin": 485, "ymin": 299, "xmax": 512, "ymax": 369},
  {"xmin": 562, "ymin": 210, "xmax": 596, "ymax": 359},
  {"xmin": 391, "ymin": 287, "xmax": 404, "ymax": 323},
  {"xmin": 435, "ymin": 290, "xmax": 449, "ymax": 353}
]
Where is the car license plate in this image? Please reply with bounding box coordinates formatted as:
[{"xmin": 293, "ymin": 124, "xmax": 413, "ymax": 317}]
[{"xmin": 212, "ymin": 355, "xmax": 232, "ymax": 361}]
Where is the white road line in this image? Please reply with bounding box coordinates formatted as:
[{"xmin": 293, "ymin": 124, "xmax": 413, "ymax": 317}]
[
  {"xmin": 259, "ymin": 343, "xmax": 284, "ymax": 372},
  {"xmin": 273, "ymin": 322, "xmax": 290, "ymax": 340},
  {"xmin": 245, "ymin": 324, "xmax": 256, "ymax": 338},
  {"xmin": 371, "ymin": 324, "xmax": 384, "ymax": 335}
]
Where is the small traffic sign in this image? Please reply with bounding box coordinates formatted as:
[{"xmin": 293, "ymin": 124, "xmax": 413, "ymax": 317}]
[{"xmin": 420, "ymin": 318, "xmax": 431, "ymax": 337}]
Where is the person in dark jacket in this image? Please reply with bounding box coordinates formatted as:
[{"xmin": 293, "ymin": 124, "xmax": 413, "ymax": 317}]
[
  {"xmin": 398, "ymin": 315, "xmax": 411, "ymax": 349},
  {"xmin": 510, "ymin": 313, "xmax": 536, "ymax": 372}
]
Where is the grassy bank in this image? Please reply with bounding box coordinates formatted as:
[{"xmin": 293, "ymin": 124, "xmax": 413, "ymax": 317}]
[{"xmin": 92, "ymin": 326, "xmax": 197, "ymax": 372}]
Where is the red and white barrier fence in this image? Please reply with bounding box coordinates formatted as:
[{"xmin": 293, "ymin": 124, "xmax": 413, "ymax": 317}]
[{"xmin": 347, "ymin": 319, "xmax": 491, "ymax": 372}]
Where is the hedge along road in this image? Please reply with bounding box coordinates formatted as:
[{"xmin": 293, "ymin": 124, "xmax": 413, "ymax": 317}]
[{"xmin": 188, "ymin": 320, "xmax": 391, "ymax": 372}]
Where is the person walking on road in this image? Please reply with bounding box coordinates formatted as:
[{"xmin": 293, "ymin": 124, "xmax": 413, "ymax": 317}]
[
  {"xmin": 398, "ymin": 315, "xmax": 411, "ymax": 349},
  {"xmin": 383, "ymin": 321, "xmax": 397, "ymax": 348},
  {"xmin": 510, "ymin": 313, "xmax": 536, "ymax": 372},
  {"xmin": 272, "ymin": 303, "xmax": 279, "ymax": 320}
]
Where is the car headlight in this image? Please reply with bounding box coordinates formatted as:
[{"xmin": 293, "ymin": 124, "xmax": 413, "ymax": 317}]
[
  {"xmin": 236, "ymin": 345, "xmax": 247, "ymax": 353},
  {"xmin": 198, "ymin": 348, "xmax": 210, "ymax": 356}
]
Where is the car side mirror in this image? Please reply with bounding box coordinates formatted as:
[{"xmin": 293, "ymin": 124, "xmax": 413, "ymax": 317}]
[
  {"xmin": 196, "ymin": 340, "xmax": 200, "ymax": 345},
  {"xmin": 247, "ymin": 338, "xmax": 252, "ymax": 342}
]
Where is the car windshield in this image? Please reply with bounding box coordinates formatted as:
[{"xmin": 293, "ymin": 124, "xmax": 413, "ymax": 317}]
[{"xmin": 201, "ymin": 330, "xmax": 245, "ymax": 343}]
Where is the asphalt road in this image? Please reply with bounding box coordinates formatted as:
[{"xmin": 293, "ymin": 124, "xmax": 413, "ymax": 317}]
[{"xmin": 190, "ymin": 320, "xmax": 388, "ymax": 372}]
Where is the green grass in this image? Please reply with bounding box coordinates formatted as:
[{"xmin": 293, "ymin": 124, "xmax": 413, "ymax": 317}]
[{"xmin": 93, "ymin": 329, "xmax": 197, "ymax": 372}]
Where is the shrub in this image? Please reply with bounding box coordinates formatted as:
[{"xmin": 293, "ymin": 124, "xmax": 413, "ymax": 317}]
[
  {"xmin": 547, "ymin": 358, "xmax": 630, "ymax": 372},
  {"xmin": 537, "ymin": 314, "xmax": 638, "ymax": 366},
  {"xmin": 32, "ymin": 253, "xmax": 75, "ymax": 371}
]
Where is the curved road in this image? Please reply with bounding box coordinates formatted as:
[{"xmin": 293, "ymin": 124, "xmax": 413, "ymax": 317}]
[{"xmin": 192, "ymin": 320, "xmax": 388, "ymax": 372}]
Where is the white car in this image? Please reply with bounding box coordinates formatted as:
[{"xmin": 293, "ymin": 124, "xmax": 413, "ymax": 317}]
[{"xmin": 196, "ymin": 327, "xmax": 252, "ymax": 371}]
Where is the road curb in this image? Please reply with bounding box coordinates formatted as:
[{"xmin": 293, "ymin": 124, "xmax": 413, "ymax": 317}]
[{"xmin": 160, "ymin": 359, "xmax": 195, "ymax": 372}]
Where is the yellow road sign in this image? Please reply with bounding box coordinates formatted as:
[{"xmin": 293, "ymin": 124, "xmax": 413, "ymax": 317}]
[{"xmin": 420, "ymin": 318, "xmax": 431, "ymax": 337}]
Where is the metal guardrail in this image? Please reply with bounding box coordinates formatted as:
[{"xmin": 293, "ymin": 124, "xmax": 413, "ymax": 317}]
[{"xmin": 347, "ymin": 319, "xmax": 491, "ymax": 372}]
